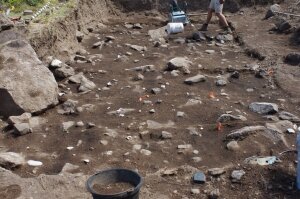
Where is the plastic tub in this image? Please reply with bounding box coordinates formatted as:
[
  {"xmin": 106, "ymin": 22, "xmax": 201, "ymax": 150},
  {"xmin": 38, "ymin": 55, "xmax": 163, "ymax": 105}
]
[
  {"xmin": 166, "ymin": 22, "xmax": 184, "ymax": 34},
  {"xmin": 86, "ymin": 169, "xmax": 143, "ymax": 199}
]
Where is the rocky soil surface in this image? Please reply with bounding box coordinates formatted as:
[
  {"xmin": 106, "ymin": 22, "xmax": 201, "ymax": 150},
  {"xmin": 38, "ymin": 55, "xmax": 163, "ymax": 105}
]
[{"xmin": 0, "ymin": 0, "xmax": 299, "ymax": 199}]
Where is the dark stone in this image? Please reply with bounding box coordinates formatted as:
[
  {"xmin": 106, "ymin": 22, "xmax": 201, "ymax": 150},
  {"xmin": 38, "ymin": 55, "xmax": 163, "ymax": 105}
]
[
  {"xmin": 284, "ymin": 53, "xmax": 300, "ymax": 66},
  {"xmin": 193, "ymin": 171, "xmax": 206, "ymax": 184}
]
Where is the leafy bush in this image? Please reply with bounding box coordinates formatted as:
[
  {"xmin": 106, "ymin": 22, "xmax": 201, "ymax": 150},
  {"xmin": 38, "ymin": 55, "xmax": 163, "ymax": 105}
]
[{"xmin": 26, "ymin": 0, "xmax": 44, "ymax": 6}]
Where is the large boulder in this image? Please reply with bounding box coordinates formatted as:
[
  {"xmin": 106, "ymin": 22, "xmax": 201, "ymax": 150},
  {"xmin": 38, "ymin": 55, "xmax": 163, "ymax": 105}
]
[
  {"xmin": 0, "ymin": 38, "xmax": 59, "ymax": 117},
  {"xmin": 0, "ymin": 14, "xmax": 14, "ymax": 32}
]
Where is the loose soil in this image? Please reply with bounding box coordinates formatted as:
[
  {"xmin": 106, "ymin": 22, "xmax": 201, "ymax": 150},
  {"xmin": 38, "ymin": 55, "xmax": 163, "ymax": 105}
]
[
  {"xmin": 92, "ymin": 182, "xmax": 134, "ymax": 195},
  {"xmin": 1, "ymin": 0, "xmax": 300, "ymax": 199}
]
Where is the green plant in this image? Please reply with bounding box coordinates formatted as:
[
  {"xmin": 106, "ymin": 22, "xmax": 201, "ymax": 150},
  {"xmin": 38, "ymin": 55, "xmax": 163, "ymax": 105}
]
[{"xmin": 26, "ymin": 0, "xmax": 44, "ymax": 6}]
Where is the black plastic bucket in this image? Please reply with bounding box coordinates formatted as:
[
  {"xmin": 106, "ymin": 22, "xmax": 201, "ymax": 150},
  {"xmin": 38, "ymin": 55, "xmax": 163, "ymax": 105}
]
[{"xmin": 86, "ymin": 169, "xmax": 143, "ymax": 199}]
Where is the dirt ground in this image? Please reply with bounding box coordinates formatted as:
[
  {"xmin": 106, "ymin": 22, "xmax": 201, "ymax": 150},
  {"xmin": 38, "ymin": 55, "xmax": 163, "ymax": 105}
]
[{"xmin": 1, "ymin": 0, "xmax": 300, "ymax": 199}]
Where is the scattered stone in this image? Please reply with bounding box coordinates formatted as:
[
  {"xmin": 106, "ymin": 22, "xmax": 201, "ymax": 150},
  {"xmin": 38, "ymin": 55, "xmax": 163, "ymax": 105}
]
[
  {"xmin": 245, "ymin": 47, "xmax": 266, "ymax": 61},
  {"xmin": 208, "ymin": 168, "xmax": 226, "ymax": 176},
  {"xmin": 226, "ymin": 126, "xmax": 266, "ymax": 140},
  {"xmin": 286, "ymin": 128, "xmax": 295, "ymax": 134},
  {"xmin": 127, "ymin": 65, "xmax": 156, "ymax": 72},
  {"xmin": 231, "ymin": 170, "xmax": 245, "ymax": 182},
  {"xmin": 192, "ymin": 32, "xmax": 206, "ymax": 41},
  {"xmin": 279, "ymin": 111, "xmax": 300, "ymax": 122},
  {"xmin": 284, "ymin": 53, "xmax": 300, "ymax": 66},
  {"xmin": 209, "ymin": 189, "xmax": 220, "ymax": 199},
  {"xmin": 14, "ymin": 123, "xmax": 32, "ymax": 136},
  {"xmin": 149, "ymin": 109, "xmax": 155, "ymax": 114},
  {"xmin": 0, "ymin": 152, "xmax": 25, "ymax": 169},
  {"xmin": 184, "ymin": 74, "xmax": 206, "ymax": 85},
  {"xmin": 277, "ymin": 20, "xmax": 291, "ymax": 33},
  {"xmin": 8, "ymin": 113, "xmax": 32, "ymax": 125},
  {"xmin": 60, "ymin": 163, "xmax": 80, "ymax": 174},
  {"xmin": 205, "ymin": 50, "xmax": 215, "ymax": 54},
  {"xmin": 76, "ymin": 121, "xmax": 84, "ymax": 127},
  {"xmin": 151, "ymin": 88, "xmax": 161, "ymax": 94},
  {"xmin": 132, "ymin": 144, "xmax": 142, "ymax": 151},
  {"xmin": 105, "ymin": 36, "xmax": 116, "ymax": 42},
  {"xmin": 193, "ymin": 172, "xmax": 206, "ymax": 184},
  {"xmin": 174, "ymin": 37, "xmax": 186, "ymax": 44},
  {"xmin": 87, "ymin": 122, "xmax": 96, "ymax": 128},
  {"xmin": 132, "ymin": 73, "xmax": 144, "ymax": 81},
  {"xmin": 76, "ymin": 31, "xmax": 84, "ymax": 42},
  {"xmin": 108, "ymin": 108, "xmax": 135, "ymax": 116},
  {"xmin": 216, "ymin": 79, "xmax": 227, "ymax": 86},
  {"xmin": 129, "ymin": 44, "xmax": 147, "ymax": 52},
  {"xmin": 176, "ymin": 111, "xmax": 185, "ymax": 117},
  {"xmin": 231, "ymin": 71, "xmax": 240, "ymax": 79},
  {"xmin": 249, "ymin": 102, "xmax": 278, "ymax": 114},
  {"xmin": 217, "ymin": 114, "xmax": 247, "ymax": 123},
  {"xmin": 161, "ymin": 131, "xmax": 173, "ymax": 139},
  {"xmin": 92, "ymin": 41, "xmax": 105, "ymax": 48},
  {"xmin": 177, "ymin": 144, "xmax": 192, "ymax": 149},
  {"xmin": 191, "ymin": 188, "xmax": 200, "ymax": 195},
  {"xmin": 265, "ymin": 120, "xmax": 294, "ymax": 135},
  {"xmin": 58, "ymin": 99, "xmax": 78, "ymax": 115},
  {"xmin": 216, "ymin": 34, "xmax": 233, "ymax": 42},
  {"xmin": 78, "ymin": 76, "xmax": 96, "ymax": 92},
  {"xmin": 50, "ymin": 59, "xmax": 63, "ymax": 68},
  {"xmin": 162, "ymin": 168, "xmax": 178, "ymax": 176},
  {"xmin": 166, "ymin": 57, "xmax": 192, "ymax": 74},
  {"xmin": 264, "ymin": 4, "xmax": 281, "ymax": 20},
  {"xmin": 192, "ymin": 157, "xmax": 202, "ymax": 163},
  {"xmin": 27, "ymin": 160, "xmax": 43, "ymax": 167},
  {"xmin": 226, "ymin": 141, "xmax": 240, "ymax": 151},
  {"xmin": 100, "ymin": 140, "xmax": 108, "ymax": 145},
  {"xmin": 54, "ymin": 65, "xmax": 75, "ymax": 78},
  {"xmin": 83, "ymin": 159, "xmax": 90, "ymax": 164},
  {"xmin": 140, "ymin": 149, "xmax": 152, "ymax": 156},
  {"xmin": 62, "ymin": 121, "xmax": 75, "ymax": 132},
  {"xmin": 133, "ymin": 23, "xmax": 143, "ymax": 29},
  {"xmin": 147, "ymin": 120, "xmax": 175, "ymax": 129}
]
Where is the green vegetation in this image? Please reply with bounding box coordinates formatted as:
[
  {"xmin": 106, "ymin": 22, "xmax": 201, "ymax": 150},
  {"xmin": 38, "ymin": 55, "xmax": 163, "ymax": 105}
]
[{"xmin": 0, "ymin": 0, "xmax": 45, "ymax": 12}]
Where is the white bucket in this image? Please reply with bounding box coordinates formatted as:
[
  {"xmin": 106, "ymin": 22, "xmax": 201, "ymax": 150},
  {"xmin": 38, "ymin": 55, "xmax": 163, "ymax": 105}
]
[{"xmin": 166, "ymin": 22, "xmax": 184, "ymax": 34}]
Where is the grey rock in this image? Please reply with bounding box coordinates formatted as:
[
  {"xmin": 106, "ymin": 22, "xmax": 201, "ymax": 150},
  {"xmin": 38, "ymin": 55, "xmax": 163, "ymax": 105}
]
[
  {"xmin": 140, "ymin": 149, "xmax": 151, "ymax": 156},
  {"xmin": 208, "ymin": 168, "xmax": 226, "ymax": 176},
  {"xmin": 166, "ymin": 57, "xmax": 192, "ymax": 74},
  {"xmin": 226, "ymin": 141, "xmax": 240, "ymax": 151},
  {"xmin": 69, "ymin": 73, "xmax": 97, "ymax": 92},
  {"xmin": 76, "ymin": 31, "xmax": 84, "ymax": 42},
  {"xmin": 265, "ymin": 120, "xmax": 294, "ymax": 135},
  {"xmin": 161, "ymin": 131, "xmax": 172, "ymax": 139},
  {"xmin": 284, "ymin": 53, "xmax": 300, "ymax": 66},
  {"xmin": 129, "ymin": 44, "xmax": 147, "ymax": 52},
  {"xmin": 92, "ymin": 41, "xmax": 105, "ymax": 48},
  {"xmin": 60, "ymin": 163, "xmax": 80, "ymax": 174},
  {"xmin": 184, "ymin": 74, "xmax": 206, "ymax": 84},
  {"xmin": 62, "ymin": 121, "xmax": 75, "ymax": 132},
  {"xmin": 0, "ymin": 14, "xmax": 14, "ymax": 32},
  {"xmin": 231, "ymin": 170, "xmax": 245, "ymax": 182},
  {"xmin": 147, "ymin": 120, "xmax": 175, "ymax": 129},
  {"xmin": 54, "ymin": 65, "xmax": 75, "ymax": 78},
  {"xmin": 58, "ymin": 99, "xmax": 78, "ymax": 115},
  {"xmin": 148, "ymin": 26, "xmax": 168, "ymax": 41},
  {"xmin": 216, "ymin": 34, "xmax": 233, "ymax": 42},
  {"xmin": 217, "ymin": 114, "xmax": 247, "ymax": 123},
  {"xmin": 176, "ymin": 111, "xmax": 185, "ymax": 117},
  {"xmin": 132, "ymin": 73, "xmax": 144, "ymax": 81},
  {"xmin": 0, "ymin": 152, "xmax": 25, "ymax": 169},
  {"xmin": 174, "ymin": 38, "xmax": 186, "ymax": 44},
  {"xmin": 127, "ymin": 65, "xmax": 156, "ymax": 72},
  {"xmin": 205, "ymin": 50, "xmax": 215, "ymax": 54},
  {"xmin": 226, "ymin": 126, "xmax": 266, "ymax": 140},
  {"xmin": 192, "ymin": 157, "xmax": 202, "ymax": 163},
  {"xmin": 177, "ymin": 144, "xmax": 192, "ymax": 149},
  {"xmin": 151, "ymin": 88, "xmax": 161, "ymax": 94},
  {"xmin": 192, "ymin": 32, "xmax": 206, "ymax": 41},
  {"xmin": 193, "ymin": 171, "xmax": 206, "ymax": 184},
  {"xmin": 216, "ymin": 79, "xmax": 227, "ymax": 86},
  {"xmin": 279, "ymin": 111, "xmax": 300, "ymax": 122},
  {"xmin": 191, "ymin": 188, "xmax": 200, "ymax": 194},
  {"xmin": 133, "ymin": 23, "xmax": 143, "ymax": 29},
  {"xmin": 249, "ymin": 102, "xmax": 278, "ymax": 114},
  {"xmin": 277, "ymin": 21, "xmax": 291, "ymax": 33},
  {"xmin": 209, "ymin": 189, "xmax": 220, "ymax": 199},
  {"xmin": 74, "ymin": 55, "xmax": 87, "ymax": 62},
  {"xmin": 23, "ymin": 10, "xmax": 33, "ymax": 16},
  {"xmin": 0, "ymin": 39, "xmax": 58, "ymax": 117},
  {"xmin": 105, "ymin": 36, "xmax": 116, "ymax": 42},
  {"xmin": 50, "ymin": 59, "xmax": 63, "ymax": 68},
  {"xmin": 8, "ymin": 113, "xmax": 32, "ymax": 125},
  {"xmin": 14, "ymin": 123, "xmax": 32, "ymax": 135},
  {"xmin": 76, "ymin": 121, "xmax": 84, "ymax": 127},
  {"xmin": 264, "ymin": 4, "xmax": 281, "ymax": 19},
  {"xmin": 149, "ymin": 109, "xmax": 155, "ymax": 114}
]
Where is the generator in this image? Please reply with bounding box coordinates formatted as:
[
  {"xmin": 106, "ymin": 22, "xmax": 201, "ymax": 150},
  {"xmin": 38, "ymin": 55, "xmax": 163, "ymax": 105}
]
[{"xmin": 169, "ymin": 0, "xmax": 189, "ymax": 25}]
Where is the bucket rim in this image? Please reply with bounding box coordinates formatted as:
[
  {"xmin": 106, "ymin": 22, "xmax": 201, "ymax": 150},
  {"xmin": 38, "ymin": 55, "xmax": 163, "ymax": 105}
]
[{"xmin": 86, "ymin": 168, "xmax": 143, "ymax": 197}]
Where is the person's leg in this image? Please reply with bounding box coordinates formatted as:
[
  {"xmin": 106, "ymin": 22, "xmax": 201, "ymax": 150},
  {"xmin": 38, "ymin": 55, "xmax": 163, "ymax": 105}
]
[
  {"xmin": 215, "ymin": 1, "xmax": 232, "ymax": 33},
  {"xmin": 215, "ymin": 13, "xmax": 228, "ymax": 27},
  {"xmin": 199, "ymin": 0, "xmax": 215, "ymax": 31},
  {"xmin": 205, "ymin": 9, "xmax": 214, "ymax": 24}
]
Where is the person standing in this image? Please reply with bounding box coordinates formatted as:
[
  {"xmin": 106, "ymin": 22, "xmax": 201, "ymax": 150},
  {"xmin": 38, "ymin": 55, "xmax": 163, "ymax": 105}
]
[{"xmin": 199, "ymin": 0, "xmax": 232, "ymax": 33}]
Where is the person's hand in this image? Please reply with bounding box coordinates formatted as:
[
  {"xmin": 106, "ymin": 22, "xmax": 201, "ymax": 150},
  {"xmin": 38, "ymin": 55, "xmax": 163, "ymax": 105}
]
[{"xmin": 219, "ymin": 0, "xmax": 225, "ymax": 4}]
